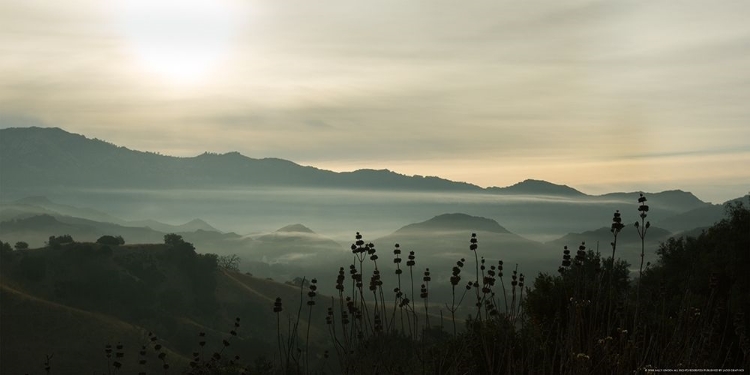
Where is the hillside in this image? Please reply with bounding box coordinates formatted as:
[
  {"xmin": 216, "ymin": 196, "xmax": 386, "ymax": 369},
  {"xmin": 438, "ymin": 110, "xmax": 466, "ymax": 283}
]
[
  {"xmin": 0, "ymin": 240, "xmax": 335, "ymax": 374},
  {"xmin": 0, "ymin": 214, "xmax": 165, "ymax": 247},
  {"xmin": 656, "ymin": 195, "xmax": 750, "ymax": 234},
  {"xmin": 0, "ymin": 234, "xmax": 460, "ymax": 373},
  {"xmin": 0, "ymin": 127, "xmax": 482, "ymax": 192},
  {"xmin": 0, "ymin": 283, "xmax": 189, "ymax": 374}
]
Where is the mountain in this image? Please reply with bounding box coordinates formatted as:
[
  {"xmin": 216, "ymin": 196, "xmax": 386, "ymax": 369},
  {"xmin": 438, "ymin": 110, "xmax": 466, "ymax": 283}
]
[
  {"xmin": 364, "ymin": 213, "xmax": 558, "ymax": 303},
  {"xmin": 276, "ymin": 223, "xmax": 315, "ymax": 234},
  {"xmin": 0, "ymin": 127, "xmax": 714, "ymax": 204},
  {"xmin": 0, "ymin": 214, "xmax": 165, "ymax": 247},
  {"xmin": 0, "ymin": 212, "xmax": 250, "ymax": 256},
  {"xmin": 0, "ymin": 127, "xmax": 483, "ymax": 192},
  {"xmin": 0, "ymin": 196, "xmax": 220, "ymax": 235},
  {"xmin": 0, "ymin": 196, "xmax": 343, "ymax": 281},
  {"xmin": 596, "ymin": 190, "xmax": 710, "ymax": 214},
  {"xmin": 251, "ymin": 224, "xmax": 344, "ymax": 264},
  {"xmin": 392, "ymin": 213, "xmax": 512, "ymax": 235},
  {"xmin": 656, "ymin": 204, "xmax": 725, "ymax": 234},
  {"xmin": 4, "ymin": 196, "xmax": 122, "ymax": 224},
  {"xmin": 656, "ymin": 195, "xmax": 750, "ymax": 234},
  {"xmin": 0, "ymin": 127, "xmax": 718, "ymax": 245},
  {"xmin": 488, "ymin": 179, "xmax": 585, "ymax": 197},
  {"xmin": 376, "ymin": 214, "xmax": 553, "ymax": 271},
  {"xmin": 377, "ymin": 213, "xmax": 547, "ymax": 260},
  {"xmin": 128, "ymin": 218, "xmax": 219, "ymax": 233}
]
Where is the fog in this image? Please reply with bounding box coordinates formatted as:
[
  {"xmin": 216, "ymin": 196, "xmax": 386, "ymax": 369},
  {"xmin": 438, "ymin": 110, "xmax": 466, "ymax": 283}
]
[{"xmin": 17, "ymin": 186, "xmax": 649, "ymax": 244}]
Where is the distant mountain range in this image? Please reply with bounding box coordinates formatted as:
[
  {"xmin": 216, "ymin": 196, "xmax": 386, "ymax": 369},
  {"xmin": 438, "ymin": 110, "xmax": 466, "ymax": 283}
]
[
  {"xmin": 0, "ymin": 127, "xmax": 718, "ymax": 208},
  {"xmin": 0, "ymin": 195, "xmax": 219, "ymax": 233},
  {"xmin": 0, "ymin": 127, "xmax": 479, "ymax": 192},
  {"xmin": 2, "ymin": 193, "xmax": 746, "ymax": 300},
  {"xmin": 3, "ymin": 126, "xmax": 747, "ymax": 251}
]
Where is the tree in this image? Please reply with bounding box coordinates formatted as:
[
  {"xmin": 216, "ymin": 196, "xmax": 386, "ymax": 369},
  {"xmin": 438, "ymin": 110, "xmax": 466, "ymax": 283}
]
[
  {"xmin": 0, "ymin": 241, "xmax": 13, "ymax": 259},
  {"xmin": 164, "ymin": 233, "xmax": 194, "ymax": 249},
  {"xmin": 218, "ymin": 254, "xmax": 241, "ymax": 272},
  {"xmin": 163, "ymin": 233, "xmax": 195, "ymax": 254},
  {"xmin": 14, "ymin": 241, "xmax": 29, "ymax": 250},
  {"xmin": 96, "ymin": 235, "xmax": 125, "ymax": 246},
  {"xmin": 47, "ymin": 235, "xmax": 74, "ymax": 249}
]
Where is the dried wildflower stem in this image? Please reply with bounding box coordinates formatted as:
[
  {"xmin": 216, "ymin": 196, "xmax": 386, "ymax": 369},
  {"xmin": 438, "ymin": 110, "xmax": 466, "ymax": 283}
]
[
  {"xmin": 447, "ymin": 282, "xmax": 460, "ymax": 336},
  {"xmin": 607, "ymin": 210, "xmax": 624, "ymax": 334},
  {"xmin": 470, "ymin": 233, "xmax": 481, "ymax": 321},
  {"xmin": 291, "ymin": 278, "xmax": 305, "ymax": 373},
  {"xmin": 634, "ymin": 194, "xmax": 649, "ymax": 334},
  {"xmin": 305, "ymin": 302, "xmax": 313, "ymax": 373},
  {"xmin": 499, "ymin": 273, "xmax": 508, "ymax": 315},
  {"xmin": 423, "ymin": 268, "xmax": 431, "ymax": 329},
  {"xmin": 393, "ymin": 245, "xmax": 406, "ymax": 334},
  {"xmin": 511, "ymin": 264, "xmax": 518, "ymax": 318},
  {"xmin": 408, "ymin": 261, "xmax": 417, "ymax": 338}
]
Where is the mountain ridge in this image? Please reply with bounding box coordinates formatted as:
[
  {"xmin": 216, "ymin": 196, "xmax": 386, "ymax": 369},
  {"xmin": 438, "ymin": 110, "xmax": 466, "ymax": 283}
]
[
  {"xmin": 488, "ymin": 179, "xmax": 585, "ymax": 196},
  {"xmin": 0, "ymin": 127, "xmax": 711, "ymax": 203},
  {"xmin": 394, "ymin": 213, "xmax": 513, "ymax": 235},
  {"xmin": 0, "ymin": 127, "xmax": 483, "ymax": 192}
]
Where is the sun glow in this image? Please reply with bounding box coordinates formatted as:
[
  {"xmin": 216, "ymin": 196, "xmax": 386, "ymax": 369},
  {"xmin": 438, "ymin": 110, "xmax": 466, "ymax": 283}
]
[{"xmin": 114, "ymin": 0, "xmax": 239, "ymax": 84}]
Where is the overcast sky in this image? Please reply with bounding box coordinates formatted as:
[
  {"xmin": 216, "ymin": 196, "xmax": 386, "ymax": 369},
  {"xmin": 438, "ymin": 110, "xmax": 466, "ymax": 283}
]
[{"xmin": 1, "ymin": 0, "xmax": 749, "ymax": 203}]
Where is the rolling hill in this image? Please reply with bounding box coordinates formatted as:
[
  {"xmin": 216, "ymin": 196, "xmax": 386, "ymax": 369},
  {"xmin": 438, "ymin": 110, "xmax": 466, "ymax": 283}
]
[{"xmin": 0, "ymin": 241, "xmax": 336, "ymax": 374}]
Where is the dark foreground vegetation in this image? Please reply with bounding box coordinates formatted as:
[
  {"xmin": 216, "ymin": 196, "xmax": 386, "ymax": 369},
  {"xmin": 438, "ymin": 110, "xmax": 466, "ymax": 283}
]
[{"xmin": 1, "ymin": 196, "xmax": 748, "ymax": 374}]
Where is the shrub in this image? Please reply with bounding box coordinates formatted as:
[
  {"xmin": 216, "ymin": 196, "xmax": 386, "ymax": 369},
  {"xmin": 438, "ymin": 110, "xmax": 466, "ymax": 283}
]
[{"xmin": 96, "ymin": 235, "xmax": 125, "ymax": 246}]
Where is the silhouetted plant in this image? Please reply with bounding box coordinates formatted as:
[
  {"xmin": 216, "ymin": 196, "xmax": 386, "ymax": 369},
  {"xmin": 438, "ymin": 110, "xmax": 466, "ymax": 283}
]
[
  {"xmin": 633, "ymin": 193, "xmax": 650, "ymax": 333},
  {"xmin": 305, "ymin": 279, "xmax": 317, "ymax": 374},
  {"xmin": 607, "ymin": 210, "xmax": 625, "ymax": 332},
  {"xmin": 43, "ymin": 354, "xmax": 52, "ymax": 375},
  {"xmin": 447, "ymin": 257, "xmax": 467, "ymax": 336}
]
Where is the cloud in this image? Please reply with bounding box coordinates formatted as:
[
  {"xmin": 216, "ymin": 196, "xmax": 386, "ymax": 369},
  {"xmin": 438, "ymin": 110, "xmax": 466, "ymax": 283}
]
[{"xmin": 1, "ymin": 0, "xmax": 749, "ymax": 202}]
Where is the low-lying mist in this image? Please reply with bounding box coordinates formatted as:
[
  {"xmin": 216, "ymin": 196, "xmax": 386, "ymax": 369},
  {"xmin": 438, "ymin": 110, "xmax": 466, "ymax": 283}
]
[{"xmin": 20, "ymin": 186, "xmax": 650, "ymax": 244}]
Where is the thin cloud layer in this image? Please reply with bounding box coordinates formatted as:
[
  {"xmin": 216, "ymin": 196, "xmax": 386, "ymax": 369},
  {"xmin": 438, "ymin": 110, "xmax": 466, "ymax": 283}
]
[{"xmin": 1, "ymin": 0, "xmax": 749, "ymax": 202}]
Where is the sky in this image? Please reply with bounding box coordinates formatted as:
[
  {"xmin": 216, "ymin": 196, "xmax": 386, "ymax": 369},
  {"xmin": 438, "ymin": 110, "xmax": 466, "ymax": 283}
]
[{"xmin": 1, "ymin": 0, "xmax": 749, "ymax": 203}]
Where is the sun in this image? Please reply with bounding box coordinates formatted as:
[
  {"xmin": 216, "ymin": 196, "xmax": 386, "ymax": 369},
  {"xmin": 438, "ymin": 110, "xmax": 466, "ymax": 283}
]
[{"xmin": 114, "ymin": 0, "xmax": 238, "ymax": 85}]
